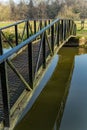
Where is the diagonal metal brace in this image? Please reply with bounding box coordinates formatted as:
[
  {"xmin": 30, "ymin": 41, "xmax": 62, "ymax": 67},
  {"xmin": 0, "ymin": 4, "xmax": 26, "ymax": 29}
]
[
  {"xmin": 1, "ymin": 31, "xmax": 13, "ymax": 48},
  {"xmin": 21, "ymin": 23, "xmax": 26, "ymax": 42},
  {"xmin": 7, "ymin": 60, "xmax": 32, "ymax": 91},
  {"xmin": 28, "ymin": 22, "xmax": 33, "ymax": 35},
  {"xmin": 34, "ymin": 33, "xmax": 44, "ymax": 80},
  {"xmin": 45, "ymin": 32, "xmax": 53, "ymax": 55}
]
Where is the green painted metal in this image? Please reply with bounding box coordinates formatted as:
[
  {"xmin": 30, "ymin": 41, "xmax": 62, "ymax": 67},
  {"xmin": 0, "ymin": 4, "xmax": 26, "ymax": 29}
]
[
  {"xmin": 15, "ymin": 25, "xmax": 18, "ymax": 46},
  {"xmin": 43, "ymin": 32, "xmax": 46, "ymax": 68},
  {"xmin": 0, "ymin": 18, "xmax": 76, "ymax": 129},
  {"xmin": 0, "ymin": 62, "xmax": 10, "ymax": 127},
  {"xmin": 28, "ymin": 42, "xmax": 33, "ymax": 88}
]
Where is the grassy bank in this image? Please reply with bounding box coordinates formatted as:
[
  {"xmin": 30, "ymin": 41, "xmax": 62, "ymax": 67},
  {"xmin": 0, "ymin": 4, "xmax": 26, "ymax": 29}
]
[
  {"xmin": 0, "ymin": 21, "xmax": 14, "ymax": 27},
  {"xmin": 75, "ymin": 20, "xmax": 87, "ymax": 38}
]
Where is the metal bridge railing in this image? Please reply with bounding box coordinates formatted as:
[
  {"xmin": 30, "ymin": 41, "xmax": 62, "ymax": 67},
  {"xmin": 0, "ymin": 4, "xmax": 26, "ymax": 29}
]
[
  {"xmin": 0, "ymin": 18, "xmax": 76, "ymax": 128},
  {"xmin": 0, "ymin": 19, "xmax": 51, "ymax": 53}
]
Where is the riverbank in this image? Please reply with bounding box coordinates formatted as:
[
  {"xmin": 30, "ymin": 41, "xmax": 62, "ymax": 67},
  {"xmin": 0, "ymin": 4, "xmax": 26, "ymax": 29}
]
[{"xmin": 64, "ymin": 36, "xmax": 87, "ymax": 47}]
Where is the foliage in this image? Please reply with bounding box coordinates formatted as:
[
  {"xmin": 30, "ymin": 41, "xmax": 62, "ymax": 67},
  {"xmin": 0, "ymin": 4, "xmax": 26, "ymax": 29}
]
[
  {"xmin": 58, "ymin": 5, "xmax": 79, "ymax": 19},
  {"xmin": 0, "ymin": 0, "xmax": 87, "ymax": 21},
  {"xmin": 75, "ymin": 20, "xmax": 87, "ymax": 38}
]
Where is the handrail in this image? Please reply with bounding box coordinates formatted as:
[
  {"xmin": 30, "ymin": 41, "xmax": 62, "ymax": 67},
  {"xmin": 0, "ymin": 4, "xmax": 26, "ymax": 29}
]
[
  {"xmin": 0, "ymin": 18, "xmax": 58, "ymax": 63},
  {"xmin": 0, "ymin": 18, "xmax": 51, "ymax": 49},
  {"xmin": 0, "ymin": 20, "xmax": 26, "ymax": 30},
  {"xmin": 0, "ymin": 18, "xmax": 76, "ymax": 64},
  {"xmin": 0, "ymin": 18, "xmax": 74, "ymax": 31},
  {"xmin": 0, "ymin": 19, "xmax": 51, "ymax": 30}
]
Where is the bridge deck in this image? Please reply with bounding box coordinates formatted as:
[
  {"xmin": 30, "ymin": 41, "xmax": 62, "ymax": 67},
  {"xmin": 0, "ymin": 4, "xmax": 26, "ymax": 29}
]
[
  {"xmin": 0, "ymin": 41, "xmax": 50, "ymax": 124},
  {"xmin": 0, "ymin": 48, "xmax": 28, "ymax": 122}
]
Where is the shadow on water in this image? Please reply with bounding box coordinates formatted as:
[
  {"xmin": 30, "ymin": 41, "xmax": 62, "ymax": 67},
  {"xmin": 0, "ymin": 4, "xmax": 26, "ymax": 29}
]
[
  {"xmin": 18, "ymin": 54, "xmax": 59, "ymax": 122},
  {"xmin": 14, "ymin": 47, "xmax": 87, "ymax": 130}
]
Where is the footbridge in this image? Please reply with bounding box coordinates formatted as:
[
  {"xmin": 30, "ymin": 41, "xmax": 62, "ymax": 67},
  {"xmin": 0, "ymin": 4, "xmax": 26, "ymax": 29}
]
[{"xmin": 0, "ymin": 18, "xmax": 76, "ymax": 130}]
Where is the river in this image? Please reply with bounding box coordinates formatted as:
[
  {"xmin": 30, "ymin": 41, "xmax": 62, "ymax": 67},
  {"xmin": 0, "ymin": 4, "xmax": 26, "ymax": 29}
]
[{"xmin": 14, "ymin": 47, "xmax": 87, "ymax": 130}]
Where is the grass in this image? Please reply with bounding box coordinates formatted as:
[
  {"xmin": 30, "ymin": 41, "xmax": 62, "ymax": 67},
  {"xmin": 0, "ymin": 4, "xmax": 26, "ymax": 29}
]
[
  {"xmin": 0, "ymin": 21, "xmax": 14, "ymax": 28},
  {"xmin": 75, "ymin": 20, "xmax": 87, "ymax": 38},
  {"xmin": 0, "ymin": 21, "xmax": 36, "ymax": 48}
]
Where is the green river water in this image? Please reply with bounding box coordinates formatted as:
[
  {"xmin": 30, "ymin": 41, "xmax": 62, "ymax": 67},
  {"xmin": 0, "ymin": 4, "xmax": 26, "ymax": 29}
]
[{"xmin": 14, "ymin": 47, "xmax": 87, "ymax": 130}]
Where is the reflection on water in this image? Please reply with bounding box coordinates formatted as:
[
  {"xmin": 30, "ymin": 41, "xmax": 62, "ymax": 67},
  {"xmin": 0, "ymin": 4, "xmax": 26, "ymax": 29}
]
[
  {"xmin": 59, "ymin": 54, "xmax": 87, "ymax": 130},
  {"xmin": 14, "ymin": 47, "xmax": 87, "ymax": 130},
  {"xmin": 78, "ymin": 47, "xmax": 87, "ymax": 55},
  {"xmin": 3, "ymin": 47, "xmax": 12, "ymax": 53},
  {"xmin": 18, "ymin": 54, "xmax": 59, "ymax": 122}
]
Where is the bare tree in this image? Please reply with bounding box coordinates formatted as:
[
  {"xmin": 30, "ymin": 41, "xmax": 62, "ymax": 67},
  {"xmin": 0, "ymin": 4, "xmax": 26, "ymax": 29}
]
[
  {"xmin": 9, "ymin": 0, "xmax": 16, "ymax": 20},
  {"xmin": 37, "ymin": 1, "xmax": 47, "ymax": 18},
  {"xmin": 16, "ymin": 0, "xmax": 27, "ymax": 20},
  {"xmin": 26, "ymin": 0, "xmax": 35, "ymax": 19}
]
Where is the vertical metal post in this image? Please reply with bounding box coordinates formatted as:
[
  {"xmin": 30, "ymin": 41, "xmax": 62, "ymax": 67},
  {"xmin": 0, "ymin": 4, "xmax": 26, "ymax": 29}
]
[
  {"xmin": 51, "ymin": 25, "xmax": 54, "ymax": 53},
  {"xmin": 61, "ymin": 20, "xmax": 63, "ymax": 42},
  {"xmin": 0, "ymin": 31, "xmax": 10, "ymax": 127},
  {"xmin": 0, "ymin": 30, "xmax": 3, "ymax": 55},
  {"xmin": 40, "ymin": 20, "xmax": 42, "ymax": 30},
  {"xmin": 68, "ymin": 20, "xmax": 70, "ymax": 36},
  {"xmin": 57, "ymin": 21, "xmax": 60, "ymax": 46},
  {"xmin": 48, "ymin": 20, "xmax": 50, "ymax": 35},
  {"xmin": 0, "ymin": 62, "xmax": 10, "ymax": 127},
  {"xmin": 70, "ymin": 21, "xmax": 73, "ymax": 35},
  {"xmin": 55, "ymin": 23, "xmax": 56, "ymax": 34},
  {"xmin": 34, "ymin": 20, "xmax": 36, "ymax": 34},
  {"xmin": 44, "ymin": 20, "xmax": 47, "ymax": 35},
  {"xmin": 44, "ymin": 20, "xmax": 47, "ymax": 27},
  {"xmin": 71, "ymin": 21, "xmax": 73, "ymax": 35},
  {"xmin": 72, "ymin": 21, "xmax": 74, "ymax": 35},
  {"xmin": 44, "ymin": 20, "xmax": 47, "ymax": 34},
  {"xmin": 74, "ymin": 24, "xmax": 76, "ymax": 35},
  {"xmin": 72, "ymin": 21, "xmax": 73, "ymax": 35},
  {"xmin": 69, "ymin": 20, "xmax": 71, "ymax": 35},
  {"xmin": 15, "ymin": 25, "xmax": 18, "ymax": 46},
  {"xmin": 28, "ymin": 42, "xmax": 33, "ymax": 89},
  {"xmin": 73, "ymin": 22, "xmax": 75, "ymax": 35},
  {"xmin": 26, "ymin": 21, "xmax": 29, "ymax": 38},
  {"xmin": 66, "ymin": 20, "xmax": 68, "ymax": 38},
  {"xmin": 65, "ymin": 20, "xmax": 67, "ymax": 39},
  {"xmin": 40, "ymin": 21, "xmax": 42, "ymax": 39},
  {"xmin": 43, "ymin": 32, "xmax": 46, "ymax": 68},
  {"xmin": 67, "ymin": 20, "xmax": 69, "ymax": 37},
  {"xmin": 64, "ymin": 20, "xmax": 66, "ymax": 40}
]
